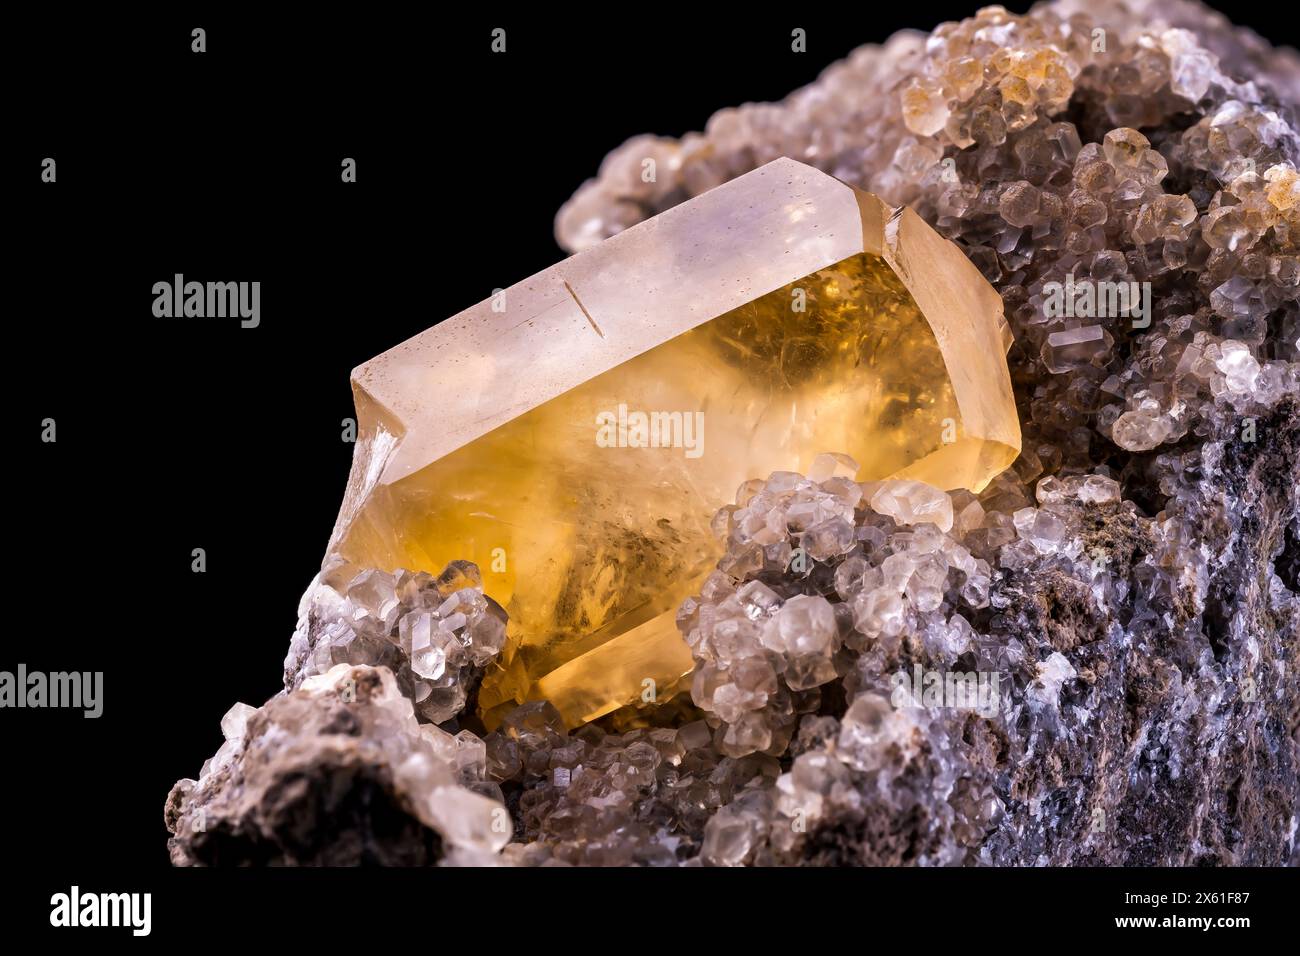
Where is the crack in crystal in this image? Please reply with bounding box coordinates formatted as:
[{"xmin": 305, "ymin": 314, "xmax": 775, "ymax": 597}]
[{"xmin": 563, "ymin": 280, "xmax": 604, "ymax": 338}]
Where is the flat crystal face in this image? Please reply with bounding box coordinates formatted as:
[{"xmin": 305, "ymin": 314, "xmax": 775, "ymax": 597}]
[{"xmin": 339, "ymin": 253, "xmax": 971, "ymax": 727}]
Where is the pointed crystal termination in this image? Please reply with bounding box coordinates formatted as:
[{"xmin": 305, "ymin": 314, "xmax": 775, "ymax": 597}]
[{"xmin": 332, "ymin": 158, "xmax": 1020, "ymax": 729}]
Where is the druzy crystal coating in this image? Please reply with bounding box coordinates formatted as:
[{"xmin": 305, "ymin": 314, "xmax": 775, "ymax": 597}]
[{"xmin": 333, "ymin": 159, "xmax": 1019, "ymax": 727}]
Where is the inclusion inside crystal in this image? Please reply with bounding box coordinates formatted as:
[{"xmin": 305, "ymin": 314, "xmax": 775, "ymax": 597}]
[{"xmin": 338, "ymin": 252, "xmax": 1012, "ymax": 728}]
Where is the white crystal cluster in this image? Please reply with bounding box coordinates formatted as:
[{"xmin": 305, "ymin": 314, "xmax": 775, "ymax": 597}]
[
  {"xmin": 1108, "ymin": 329, "xmax": 1299, "ymax": 452},
  {"xmin": 679, "ymin": 456, "xmax": 997, "ymax": 762},
  {"xmin": 685, "ymin": 463, "xmax": 1008, "ymax": 864},
  {"xmin": 688, "ymin": 458, "xmax": 1195, "ymax": 865},
  {"xmin": 284, "ymin": 556, "xmax": 507, "ymax": 723}
]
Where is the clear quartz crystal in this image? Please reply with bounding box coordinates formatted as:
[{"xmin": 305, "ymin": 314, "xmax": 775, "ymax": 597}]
[
  {"xmin": 220, "ymin": 703, "xmax": 256, "ymax": 742},
  {"xmin": 1042, "ymin": 325, "xmax": 1112, "ymax": 373},
  {"xmin": 870, "ymin": 480, "xmax": 955, "ymax": 532}
]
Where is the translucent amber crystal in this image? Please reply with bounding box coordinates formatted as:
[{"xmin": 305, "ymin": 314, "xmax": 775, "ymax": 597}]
[{"xmin": 332, "ymin": 158, "xmax": 1019, "ymax": 728}]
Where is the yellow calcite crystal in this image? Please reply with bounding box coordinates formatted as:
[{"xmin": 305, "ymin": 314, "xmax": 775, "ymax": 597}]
[{"xmin": 332, "ymin": 158, "xmax": 1019, "ymax": 728}]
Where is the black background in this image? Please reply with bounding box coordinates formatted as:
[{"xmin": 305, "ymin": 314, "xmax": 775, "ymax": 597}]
[{"xmin": 7, "ymin": 3, "xmax": 1294, "ymax": 939}]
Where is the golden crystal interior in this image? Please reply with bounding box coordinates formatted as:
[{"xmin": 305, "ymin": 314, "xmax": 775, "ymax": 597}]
[{"xmin": 337, "ymin": 252, "xmax": 1008, "ymax": 729}]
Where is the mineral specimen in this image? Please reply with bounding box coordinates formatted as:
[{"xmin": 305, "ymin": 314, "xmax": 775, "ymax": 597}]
[
  {"xmin": 168, "ymin": 0, "xmax": 1300, "ymax": 868},
  {"xmin": 336, "ymin": 160, "xmax": 1018, "ymax": 727}
]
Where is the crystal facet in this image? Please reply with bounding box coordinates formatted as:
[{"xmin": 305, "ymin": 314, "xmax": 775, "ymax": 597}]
[{"xmin": 333, "ymin": 158, "xmax": 1019, "ymax": 727}]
